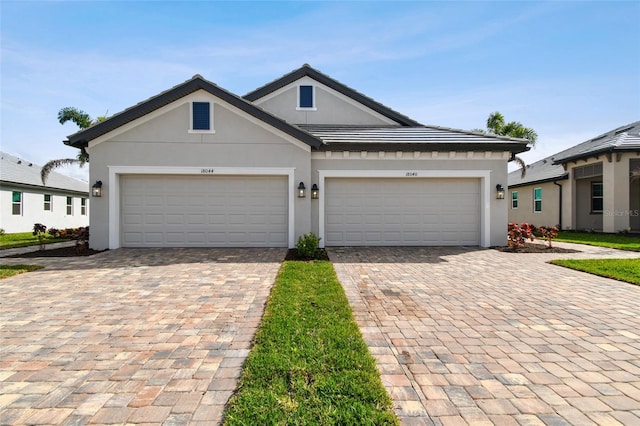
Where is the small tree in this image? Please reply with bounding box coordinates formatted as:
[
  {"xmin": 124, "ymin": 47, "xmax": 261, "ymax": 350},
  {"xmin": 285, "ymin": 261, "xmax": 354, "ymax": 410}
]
[
  {"xmin": 537, "ymin": 226, "xmax": 559, "ymax": 248},
  {"xmin": 33, "ymin": 223, "xmax": 48, "ymax": 251}
]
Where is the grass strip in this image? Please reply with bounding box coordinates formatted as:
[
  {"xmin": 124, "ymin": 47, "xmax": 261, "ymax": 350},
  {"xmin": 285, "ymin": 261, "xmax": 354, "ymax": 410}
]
[
  {"xmin": 223, "ymin": 260, "xmax": 398, "ymax": 425},
  {"xmin": 555, "ymin": 231, "xmax": 640, "ymax": 252},
  {"xmin": 0, "ymin": 264, "xmax": 43, "ymax": 279},
  {"xmin": 550, "ymin": 258, "xmax": 640, "ymax": 286},
  {"xmin": 0, "ymin": 232, "xmax": 68, "ymax": 249}
]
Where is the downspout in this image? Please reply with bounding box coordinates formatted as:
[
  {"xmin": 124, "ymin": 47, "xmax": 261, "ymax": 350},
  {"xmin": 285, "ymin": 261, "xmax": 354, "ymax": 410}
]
[{"xmin": 553, "ymin": 180, "xmax": 563, "ymax": 229}]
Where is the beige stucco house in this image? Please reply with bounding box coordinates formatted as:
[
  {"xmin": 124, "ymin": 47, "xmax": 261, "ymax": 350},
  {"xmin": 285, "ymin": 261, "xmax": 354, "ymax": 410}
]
[
  {"xmin": 63, "ymin": 65, "xmax": 529, "ymax": 250},
  {"xmin": 508, "ymin": 121, "xmax": 640, "ymax": 232}
]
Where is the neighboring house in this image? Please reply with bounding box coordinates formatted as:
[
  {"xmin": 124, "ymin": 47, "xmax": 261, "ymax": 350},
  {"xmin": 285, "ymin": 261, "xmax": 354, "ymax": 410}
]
[
  {"xmin": 0, "ymin": 152, "xmax": 89, "ymax": 233},
  {"xmin": 63, "ymin": 64, "xmax": 529, "ymax": 250},
  {"xmin": 508, "ymin": 121, "xmax": 640, "ymax": 232}
]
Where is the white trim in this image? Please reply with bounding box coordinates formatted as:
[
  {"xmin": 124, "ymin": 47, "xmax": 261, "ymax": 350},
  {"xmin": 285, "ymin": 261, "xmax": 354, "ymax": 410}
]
[
  {"xmin": 108, "ymin": 166, "xmax": 296, "ymax": 249},
  {"xmin": 317, "ymin": 169, "xmax": 492, "ymax": 248},
  {"xmin": 253, "ymin": 76, "xmax": 397, "ymax": 125},
  {"xmin": 310, "ymin": 151, "xmax": 510, "ymax": 160},
  {"xmin": 296, "ymin": 84, "xmax": 317, "ymax": 111},
  {"xmin": 533, "ymin": 186, "xmax": 542, "ymax": 213},
  {"xmin": 188, "ymin": 101, "xmax": 216, "ymax": 134}
]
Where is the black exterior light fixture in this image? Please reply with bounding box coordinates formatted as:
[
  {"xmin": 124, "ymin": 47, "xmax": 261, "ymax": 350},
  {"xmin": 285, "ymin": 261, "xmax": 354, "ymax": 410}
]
[
  {"xmin": 92, "ymin": 180, "xmax": 103, "ymax": 197},
  {"xmin": 496, "ymin": 184, "xmax": 505, "ymax": 199},
  {"xmin": 297, "ymin": 182, "xmax": 306, "ymax": 198},
  {"xmin": 311, "ymin": 184, "xmax": 319, "ymax": 199}
]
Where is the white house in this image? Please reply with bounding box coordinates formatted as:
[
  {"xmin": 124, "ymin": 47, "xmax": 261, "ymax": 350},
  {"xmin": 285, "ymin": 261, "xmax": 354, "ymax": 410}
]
[
  {"xmin": 62, "ymin": 64, "xmax": 529, "ymax": 250},
  {"xmin": 508, "ymin": 121, "xmax": 640, "ymax": 232},
  {"xmin": 0, "ymin": 152, "xmax": 89, "ymax": 233}
]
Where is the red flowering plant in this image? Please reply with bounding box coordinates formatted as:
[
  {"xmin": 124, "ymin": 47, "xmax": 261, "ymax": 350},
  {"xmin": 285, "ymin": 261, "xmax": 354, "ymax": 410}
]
[
  {"xmin": 507, "ymin": 222, "xmax": 535, "ymax": 250},
  {"xmin": 537, "ymin": 226, "xmax": 560, "ymax": 248}
]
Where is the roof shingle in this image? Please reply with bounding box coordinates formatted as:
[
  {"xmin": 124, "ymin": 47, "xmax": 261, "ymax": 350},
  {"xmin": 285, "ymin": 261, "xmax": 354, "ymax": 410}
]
[{"xmin": 0, "ymin": 152, "xmax": 89, "ymax": 194}]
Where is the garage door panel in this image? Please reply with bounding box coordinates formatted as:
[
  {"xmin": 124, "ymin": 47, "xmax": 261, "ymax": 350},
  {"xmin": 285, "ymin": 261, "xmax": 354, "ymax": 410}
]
[
  {"xmin": 326, "ymin": 178, "xmax": 480, "ymax": 246},
  {"xmin": 121, "ymin": 175, "xmax": 287, "ymax": 247}
]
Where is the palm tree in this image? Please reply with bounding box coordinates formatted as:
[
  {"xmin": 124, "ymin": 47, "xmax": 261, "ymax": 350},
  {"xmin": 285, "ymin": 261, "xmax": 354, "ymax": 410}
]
[
  {"xmin": 482, "ymin": 111, "xmax": 537, "ymax": 178},
  {"xmin": 41, "ymin": 107, "xmax": 106, "ymax": 184}
]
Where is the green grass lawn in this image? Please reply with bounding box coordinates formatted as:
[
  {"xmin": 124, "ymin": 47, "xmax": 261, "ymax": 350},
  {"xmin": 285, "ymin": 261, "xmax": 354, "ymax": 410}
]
[
  {"xmin": 555, "ymin": 231, "xmax": 640, "ymax": 251},
  {"xmin": 0, "ymin": 232, "xmax": 68, "ymax": 249},
  {"xmin": 550, "ymin": 258, "xmax": 640, "ymax": 286},
  {"xmin": 223, "ymin": 261, "xmax": 398, "ymax": 425},
  {"xmin": 0, "ymin": 264, "xmax": 43, "ymax": 279}
]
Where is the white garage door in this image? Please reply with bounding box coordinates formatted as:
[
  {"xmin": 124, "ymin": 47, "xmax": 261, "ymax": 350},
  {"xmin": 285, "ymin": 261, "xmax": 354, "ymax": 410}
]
[
  {"xmin": 325, "ymin": 178, "xmax": 480, "ymax": 246},
  {"xmin": 121, "ymin": 175, "xmax": 288, "ymax": 247}
]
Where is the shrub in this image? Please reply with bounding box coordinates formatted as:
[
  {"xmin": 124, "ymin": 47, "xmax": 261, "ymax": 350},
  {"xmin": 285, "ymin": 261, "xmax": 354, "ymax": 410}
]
[
  {"xmin": 507, "ymin": 222, "xmax": 535, "ymax": 250},
  {"xmin": 75, "ymin": 227, "xmax": 90, "ymax": 254},
  {"xmin": 538, "ymin": 226, "xmax": 559, "ymax": 248},
  {"xmin": 296, "ymin": 232, "xmax": 321, "ymax": 259},
  {"xmin": 48, "ymin": 228, "xmax": 60, "ymax": 238},
  {"xmin": 0, "ymin": 228, "xmax": 5, "ymax": 236},
  {"xmin": 32, "ymin": 223, "xmax": 48, "ymax": 250}
]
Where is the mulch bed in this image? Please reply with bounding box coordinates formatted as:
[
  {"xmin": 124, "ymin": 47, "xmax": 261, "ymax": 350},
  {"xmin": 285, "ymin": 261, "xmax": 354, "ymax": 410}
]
[
  {"xmin": 493, "ymin": 243, "xmax": 580, "ymax": 254},
  {"xmin": 285, "ymin": 248, "xmax": 330, "ymax": 261},
  {"xmin": 5, "ymin": 246, "xmax": 105, "ymax": 258}
]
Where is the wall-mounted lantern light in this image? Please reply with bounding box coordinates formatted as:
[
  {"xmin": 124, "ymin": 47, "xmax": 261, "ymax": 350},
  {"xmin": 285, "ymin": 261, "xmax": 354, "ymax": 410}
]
[
  {"xmin": 496, "ymin": 184, "xmax": 505, "ymax": 199},
  {"xmin": 311, "ymin": 184, "xmax": 319, "ymax": 199},
  {"xmin": 297, "ymin": 182, "xmax": 306, "ymax": 198},
  {"xmin": 92, "ymin": 180, "xmax": 103, "ymax": 197}
]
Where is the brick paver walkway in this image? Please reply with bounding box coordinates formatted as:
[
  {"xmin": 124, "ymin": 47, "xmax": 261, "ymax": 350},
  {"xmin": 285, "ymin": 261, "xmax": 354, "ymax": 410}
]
[
  {"xmin": 330, "ymin": 244, "xmax": 640, "ymax": 425},
  {"xmin": 0, "ymin": 248, "xmax": 285, "ymax": 425}
]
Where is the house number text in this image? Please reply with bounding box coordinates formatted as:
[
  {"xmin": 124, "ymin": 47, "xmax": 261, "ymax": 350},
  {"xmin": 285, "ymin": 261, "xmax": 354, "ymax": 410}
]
[
  {"xmin": 405, "ymin": 171, "xmax": 418, "ymax": 177},
  {"xmin": 201, "ymin": 168, "xmax": 216, "ymax": 174}
]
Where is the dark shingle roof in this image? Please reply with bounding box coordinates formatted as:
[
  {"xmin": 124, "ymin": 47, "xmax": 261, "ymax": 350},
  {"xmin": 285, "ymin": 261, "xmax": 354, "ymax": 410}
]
[
  {"xmin": 552, "ymin": 120, "xmax": 640, "ymax": 164},
  {"xmin": 299, "ymin": 124, "xmax": 531, "ymax": 152},
  {"xmin": 243, "ymin": 64, "xmax": 422, "ymax": 127},
  {"xmin": 65, "ymin": 75, "xmax": 322, "ymax": 149},
  {"xmin": 0, "ymin": 152, "xmax": 88, "ymax": 194}
]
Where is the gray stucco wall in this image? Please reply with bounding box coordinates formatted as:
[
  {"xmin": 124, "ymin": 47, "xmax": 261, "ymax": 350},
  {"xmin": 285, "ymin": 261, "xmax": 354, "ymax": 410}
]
[
  {"xmin": 508, "ymin": 182, "xmax": 562, "ymax": 228},
  {"xmin": 254, "ymin": 80, "xmax": 395, "ymax": 126},
  {"xmin": 575, "ymin": 178, "xmax": 603, "ymax": 231},
  {"xmin": 88, "ymin": 95, "xmax": 311, "ymax": 250}
]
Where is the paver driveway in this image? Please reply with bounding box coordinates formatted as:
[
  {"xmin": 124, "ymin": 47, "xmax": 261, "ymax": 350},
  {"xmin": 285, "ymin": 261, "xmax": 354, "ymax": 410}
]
[
  {"xmin": 330, "ymin": 245, "xmax": 640, "ymax": 426},
  {"xmin": 0, "ymin": 248, "xmax": 285, "ymax": 425}
]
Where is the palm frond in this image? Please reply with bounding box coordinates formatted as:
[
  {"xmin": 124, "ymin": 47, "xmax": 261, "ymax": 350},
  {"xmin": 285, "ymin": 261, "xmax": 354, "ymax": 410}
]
[
  {"xmin": 58, "ymin": 107, "xmax": 92, "ymax": 129},
  {"xmin": 41, "ymin": 158, "xmax": 84, "ymax": 184},
  {"xmin": 486, "ymin": 112, "xmax": 505, "ymax": 135},
  {"xmin": 511, "ymin": 155, "xmax": 527, "ymax": 178}
]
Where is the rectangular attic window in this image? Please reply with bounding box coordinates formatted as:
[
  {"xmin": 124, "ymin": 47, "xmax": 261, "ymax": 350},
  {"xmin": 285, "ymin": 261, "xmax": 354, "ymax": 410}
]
[
  {"xmin": 192, "ymin": 102, "xmax": 210, "ymax": 130},
  {"xmin": 298, "ymin": 85, "xmax": 314, "ymax": 109}
]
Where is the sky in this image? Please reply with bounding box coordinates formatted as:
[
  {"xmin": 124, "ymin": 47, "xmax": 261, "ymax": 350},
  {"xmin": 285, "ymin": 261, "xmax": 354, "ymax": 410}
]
[{"xmin": 1, "ymin": 1, "xmax": 639, "ymax": 182}]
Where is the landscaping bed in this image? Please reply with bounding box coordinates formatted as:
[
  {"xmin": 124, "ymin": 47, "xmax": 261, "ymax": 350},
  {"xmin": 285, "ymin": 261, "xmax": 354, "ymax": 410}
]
[
  {"xmin": 494, "ymin": 243, "xmax": 580, "ymax": 253},
  {"xmin": 5, "ymin": 246, "xmax": 104, "ymax": 258}
]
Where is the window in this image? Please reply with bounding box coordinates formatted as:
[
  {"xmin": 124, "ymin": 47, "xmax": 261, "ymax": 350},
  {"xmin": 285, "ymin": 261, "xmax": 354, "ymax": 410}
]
[
  {"xmin": 12, "ymin": 191, "xmax": 22, "ymax": 215},
  {"xmin": 81, "ymin": 198, "xmax": 87, "ymax": 215},
  {"xmin": 591, "ymin": 182, "xmax": 603, "ymax": 213},
  {"xmin": 191, "ymin": 102, "xmax": 211, "ymax": 131},
  {"xmin": 298, "ymin": 85, "xmax": 314, "ymax": 109},
  {"xmin": 44, "ymin": 194, "xmax": 52, "ymax": 211},
  {"xmin": 511, "ymin": 191, "xmax": 518, "ymax": 209},
  {"xmin": 66, "ymin": 196, "xmax": 73, "ymax": 215},
  {"xmin": 533, "ymin": 188, "xmax": 542, "ymax": 212}
]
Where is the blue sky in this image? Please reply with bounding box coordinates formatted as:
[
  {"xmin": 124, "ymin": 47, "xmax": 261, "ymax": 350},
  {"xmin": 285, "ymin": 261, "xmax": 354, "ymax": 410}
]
[{"xmin": 1, "ymin": 1, "xmax": 639, "ymax": 181}]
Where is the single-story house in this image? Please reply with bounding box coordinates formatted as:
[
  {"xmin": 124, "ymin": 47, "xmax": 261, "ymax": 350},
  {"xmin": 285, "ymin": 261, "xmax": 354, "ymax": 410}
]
[
  {"xmin": 508, "ymin": 120, "xmax": 640, "ymax": 232},
  {"xmin": 0, "ymin": 151, "xmax": 89, "ymax": 233},
  {"xmin": 63, "ymin": 64, "xmax": 529, "ymax": 250}
]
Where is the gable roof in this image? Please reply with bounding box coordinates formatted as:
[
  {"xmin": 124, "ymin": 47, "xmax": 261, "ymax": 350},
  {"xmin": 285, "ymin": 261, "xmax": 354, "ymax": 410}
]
[
  {"xmin": 552, "ymin": 120, "xmax": 640, "ymax": 164},
  {"xmin": 300, "ymin": 124, "xmax": 531, "ymax": 153},
  {"xmin": 243, "ymin": 64, "xmax": 422, "ymax": 127},
  {"xmin": 0, "ymin": 152, "xmax": 88, "ymax": 194},
  {"xmin": 64, "ymin": 75, "xmax": 322, "ymax": 149}
]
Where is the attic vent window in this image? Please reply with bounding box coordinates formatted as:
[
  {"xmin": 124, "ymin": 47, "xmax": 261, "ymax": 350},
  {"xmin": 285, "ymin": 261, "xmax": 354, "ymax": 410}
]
[
  {"xmin": 190, "ymin": 101, "xmax": 215, "ymax": 133},
  {"xmin": 298, "ymin": 85, "xmax": 315, "ymax": 110}
]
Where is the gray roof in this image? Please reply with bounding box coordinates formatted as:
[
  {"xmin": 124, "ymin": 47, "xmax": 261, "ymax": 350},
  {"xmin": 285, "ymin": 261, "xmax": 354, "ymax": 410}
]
[
  {"xmin": 552, "ymin": 120, "xmax": 640, "ymax": 164},
  {"xmin": 508, "ymin": 156, "xmax": 567, "ymax": 188},
  {"xmin": 508, "ymin": 120, "xmax": 640, "ymax": 187},
  {"xmin": 243, "ymin": 64, "xmax": 422, "ymax": 127},
  {"xmin": 65, "ymin": 75, "xmax": 322, "ymax": 149},
  {"xmin": 0, "ymin": 152, "xmax": 89, "ymax": 194},
  {"xmin": 298, "ymin": 124, "xmax": 531, "ymax": 152}
]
